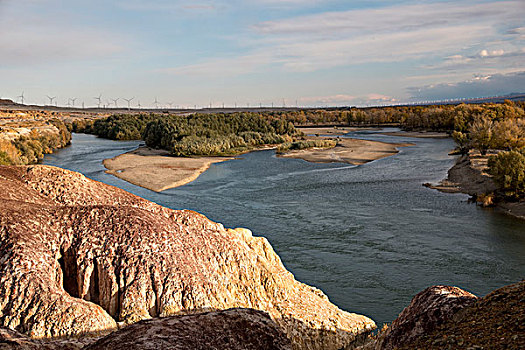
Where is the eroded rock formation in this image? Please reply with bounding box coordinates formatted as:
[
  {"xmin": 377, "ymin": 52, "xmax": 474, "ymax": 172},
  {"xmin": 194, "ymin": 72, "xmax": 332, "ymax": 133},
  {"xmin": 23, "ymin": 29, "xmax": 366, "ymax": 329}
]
[{"xmin": 0, "ymin": 165, "xmax": 375, "ymax": 349}]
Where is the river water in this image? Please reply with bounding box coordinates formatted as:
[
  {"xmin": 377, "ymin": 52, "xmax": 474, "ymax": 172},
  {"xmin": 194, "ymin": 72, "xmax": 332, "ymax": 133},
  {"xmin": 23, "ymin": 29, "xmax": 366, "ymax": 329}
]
[{"xmin": 43, "ymin": 130, "xmax": 525, "ymax": 326}]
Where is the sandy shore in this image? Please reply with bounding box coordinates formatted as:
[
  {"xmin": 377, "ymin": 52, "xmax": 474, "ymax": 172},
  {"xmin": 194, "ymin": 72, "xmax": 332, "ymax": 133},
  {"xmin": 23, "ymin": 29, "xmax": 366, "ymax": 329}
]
[
  {"xmin": 279, "ymin": 138, "xmax": 414, "ymax": 165},
  {"xmin": 103, "ymin": 147, "xmax": 232, "ymax": 192},
  {"xmin": 380, "ymin": 131, "xmax": 449, "ymax": 138}
]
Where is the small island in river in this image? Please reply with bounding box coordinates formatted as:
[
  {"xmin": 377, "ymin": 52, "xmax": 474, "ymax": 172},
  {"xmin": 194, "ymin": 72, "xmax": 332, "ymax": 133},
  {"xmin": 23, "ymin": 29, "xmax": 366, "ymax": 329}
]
[{"xmin": 103, "ymin": 129, "xmax": 413, "ymax": 192}]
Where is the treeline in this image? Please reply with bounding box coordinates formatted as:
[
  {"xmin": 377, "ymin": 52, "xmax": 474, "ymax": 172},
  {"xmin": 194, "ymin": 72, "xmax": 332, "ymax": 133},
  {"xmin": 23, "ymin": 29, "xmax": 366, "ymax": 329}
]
[
  {"xmin": 451, "ymin": 103, "xmax": 524, "ymax": 154},
  {"xmin": 75, "ymin": 113, "xmax": 297, "ymax": 156},
  {"xmin": 0, "ymin": 120, "xmax": 71, "ymax": 165},
  {"xmin": 264, "ymin": 101, "xmax": 525, "ymax": 135},
  {"xmin": 443, "ymin": 102, "xmax": 524, "ymax": 200}
]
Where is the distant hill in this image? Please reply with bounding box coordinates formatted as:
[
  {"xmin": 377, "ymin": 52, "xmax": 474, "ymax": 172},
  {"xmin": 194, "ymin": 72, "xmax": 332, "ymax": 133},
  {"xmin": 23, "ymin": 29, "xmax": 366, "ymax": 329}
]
[{"xmin": 0, "ymin": 99, "xmax": 17, "ymax": 106}]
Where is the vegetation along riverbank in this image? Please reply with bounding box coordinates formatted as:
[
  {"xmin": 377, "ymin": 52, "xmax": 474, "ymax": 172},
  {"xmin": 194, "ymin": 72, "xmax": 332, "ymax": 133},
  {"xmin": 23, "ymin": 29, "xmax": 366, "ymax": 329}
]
[{"xmin": 1, "ymin": 100, "xmax": 524, "ymax": 208}]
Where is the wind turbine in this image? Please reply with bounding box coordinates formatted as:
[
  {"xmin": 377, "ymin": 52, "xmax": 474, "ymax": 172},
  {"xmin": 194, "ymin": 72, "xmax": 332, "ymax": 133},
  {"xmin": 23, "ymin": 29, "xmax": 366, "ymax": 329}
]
[
  {"xmin": 46, "ymin": 95, "xmax": 56, "ymax": 106},
  {"xmin": 17, "ymin": 92, "xmax": 25, "ymax": 104},
  {"xmin": 94, "ymin": 94, "xmax": 102, "ymax": 108},
  {"xmin": 111, "ymin": 98, "xmax": 119, "ymax": 108},
  {"xmin": 137, "ymin": 101, "xmax": 142, "ymax": 110},
  {"xmin": 123, "ymin": 97, "xmax": 134, "ymax": 110},
  {"xmin": 69, "ymin": 98, "xmax": 77, "ymax": 107},
  {"xmin": 167, "ymin": 102, "xmax": 173, "ymax": 109},
  {"xmin": 153, "ymin": 97, "xmax": 160, "ymax": 109}
]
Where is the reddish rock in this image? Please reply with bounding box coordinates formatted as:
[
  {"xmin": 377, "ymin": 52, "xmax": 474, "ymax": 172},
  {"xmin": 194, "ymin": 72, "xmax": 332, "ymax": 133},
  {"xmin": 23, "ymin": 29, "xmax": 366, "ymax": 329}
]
[
  {"xmin": 404, "ymin": 280, "xmax": 525, "ymax": 349},
  {"xmin": 85, "ymin": 308, "xmax": 291, "ymax": 350},
  {"xmin": 0, "ymin": 165, "xmax": 375, "ymax": 349},
  {"xmin": 377, "ymin": 285, "xmax": 477, "ymax": 349}
]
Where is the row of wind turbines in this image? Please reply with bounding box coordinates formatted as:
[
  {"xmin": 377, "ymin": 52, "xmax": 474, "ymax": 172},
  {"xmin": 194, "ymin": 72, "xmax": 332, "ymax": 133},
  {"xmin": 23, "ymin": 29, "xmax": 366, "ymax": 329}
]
[
  {"xmin": 14, "ymin": 92, "xmax": 299, "ymax": 110},
  {"xmin": 14, "ymin": 92, "xmax": 168, "ymax": 110},
  {"xmin": 92, "ymin": 94, "xmax": 138, "ymax": 110}
]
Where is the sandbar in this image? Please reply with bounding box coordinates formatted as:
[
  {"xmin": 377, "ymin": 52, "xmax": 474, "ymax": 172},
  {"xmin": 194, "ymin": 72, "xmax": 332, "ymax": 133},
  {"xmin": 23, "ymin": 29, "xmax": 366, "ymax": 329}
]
[
  {"xmin": 380, "ymin": 131, "xmax": 449, "ymax": 138},
  {"xmin": 279, "ymin": 137, "xmax": 414, "ymax": 165},
  {"xmin": 103, "ymin": 146, "xmax": 232, "ymax": 192}
]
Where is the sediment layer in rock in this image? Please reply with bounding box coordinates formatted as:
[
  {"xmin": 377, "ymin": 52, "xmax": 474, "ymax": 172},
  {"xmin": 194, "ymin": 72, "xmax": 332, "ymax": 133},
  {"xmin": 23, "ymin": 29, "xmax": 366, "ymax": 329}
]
[{"xmin": 0, "ymin": 165, "xmax": 375, "ymax": 350}]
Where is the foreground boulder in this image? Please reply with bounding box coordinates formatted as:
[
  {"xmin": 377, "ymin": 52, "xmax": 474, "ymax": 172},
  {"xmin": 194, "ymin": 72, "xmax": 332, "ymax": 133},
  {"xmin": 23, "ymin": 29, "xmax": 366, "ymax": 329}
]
[
  {"xmin": 0, "ymin": 309, "xmax": 290, "ymax": 350},
  {"xmin": 85, "ymin": 308, "xmax": 291, "ymax": 350},
  {"xmin": 376, "ymin": 285, "xmax": 477, "ymax": 349},
  {"xmin": 403, "ymin": 280, "xmax": 525, "ymax": 349},
  {"xmin": 0, "ymin": 327, "xmax": 52, "ymax": 350},
  {"xmin": 365, "ymin": 281, "xmax": 524, "ymax": 349},
  {"xmin": 0, "ymin": 165, "xmax": 375, "ymax": 349}
]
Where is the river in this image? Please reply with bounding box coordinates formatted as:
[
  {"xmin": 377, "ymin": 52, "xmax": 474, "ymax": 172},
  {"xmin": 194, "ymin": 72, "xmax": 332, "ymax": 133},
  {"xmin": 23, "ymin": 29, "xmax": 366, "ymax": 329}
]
[{"xmin": 43, "ymin": 130, "xmax": 525, "ymax": 326}]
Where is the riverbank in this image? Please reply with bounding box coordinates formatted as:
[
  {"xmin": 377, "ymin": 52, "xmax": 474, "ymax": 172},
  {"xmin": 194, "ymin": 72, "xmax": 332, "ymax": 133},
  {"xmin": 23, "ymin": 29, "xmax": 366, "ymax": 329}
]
[
  {"xmin": 425, "ymin": 152, "xmax": 525, "ymax": 219},
  {"xmin": 103, "ymin": 146, "xmax": 233, "ymax": 192}
]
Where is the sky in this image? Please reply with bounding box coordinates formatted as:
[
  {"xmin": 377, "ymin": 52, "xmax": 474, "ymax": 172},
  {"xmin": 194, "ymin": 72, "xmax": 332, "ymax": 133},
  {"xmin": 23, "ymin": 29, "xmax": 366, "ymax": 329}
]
[{"xmin": 0, "ymin": 0, "xmax": 524, "ymax": 108}]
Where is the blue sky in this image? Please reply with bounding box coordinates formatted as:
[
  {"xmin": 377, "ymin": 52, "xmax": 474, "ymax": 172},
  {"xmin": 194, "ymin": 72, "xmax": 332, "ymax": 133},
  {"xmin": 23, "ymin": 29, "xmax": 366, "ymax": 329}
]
[{"xmin": 0, "ymin": 0, "xmax": 524, "ymax": 107}]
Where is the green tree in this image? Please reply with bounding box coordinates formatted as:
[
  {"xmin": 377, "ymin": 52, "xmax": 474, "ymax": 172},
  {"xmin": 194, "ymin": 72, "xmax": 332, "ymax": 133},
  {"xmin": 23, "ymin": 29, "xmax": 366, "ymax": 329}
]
[{"xmin": 488, "ymin": 150, "xmax": 525, "ymax": 198}]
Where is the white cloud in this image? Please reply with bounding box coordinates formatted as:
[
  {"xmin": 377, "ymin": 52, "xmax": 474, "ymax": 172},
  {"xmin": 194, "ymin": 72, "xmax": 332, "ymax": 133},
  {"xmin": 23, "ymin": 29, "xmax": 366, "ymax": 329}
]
[
  {"xmin": 479, "ymin": 49, "xmax": 505, "ymax": 58},
  {"xmin": 253, "ymin": 1, "xmax": 522, "ymax": 37},
  {"xmin": 165, "ymin": 1, "xmax": 525, "ymax": 76},
  {"xmin": 0, "ymin": 5, "xmax": 128, "ymax": 67},
  {"xmin": 299, "ymin": 93, "xmax": 396, "ymax": 106},
  {"xmin": 408, "ymin": 71, "xmax": 525, "ymax": 100}
]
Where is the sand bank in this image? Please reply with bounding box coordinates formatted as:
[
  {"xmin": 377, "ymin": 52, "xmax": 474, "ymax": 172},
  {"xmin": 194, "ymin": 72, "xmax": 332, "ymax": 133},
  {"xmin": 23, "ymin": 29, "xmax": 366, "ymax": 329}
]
[
  {"xmin": 380, "ymin": 131, "xmax": 449, "ymax": 138},
  {"xmin": 103, "ymin": 147, "xmax": 232, "ymax": 192},
  {"xmin": 279, "ymin": 138, "xmax": 414, "ymax": 165}
]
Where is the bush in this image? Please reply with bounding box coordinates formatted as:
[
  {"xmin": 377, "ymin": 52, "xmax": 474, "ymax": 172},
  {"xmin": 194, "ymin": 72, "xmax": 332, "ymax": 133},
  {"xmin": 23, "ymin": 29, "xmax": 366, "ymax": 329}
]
[
  {"xmin": 488, "ymin": 150, "xmax": 525, "ymax": 199},
  {"xmin": 0, "ymin": 120, "xmax": 71, "ymax": 165},
  {"xmin": 276, "ymin": 139, "xmax": 337, "ymax": 153}
]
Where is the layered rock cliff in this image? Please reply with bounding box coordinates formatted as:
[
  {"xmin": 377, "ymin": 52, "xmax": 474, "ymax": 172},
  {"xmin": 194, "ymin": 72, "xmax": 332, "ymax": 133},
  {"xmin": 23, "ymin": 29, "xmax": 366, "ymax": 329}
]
[{"xmin": 0, "ymin": 165, "xmax": 375, "ymax": 349}]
